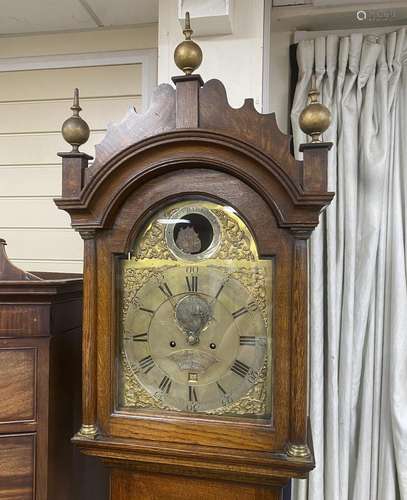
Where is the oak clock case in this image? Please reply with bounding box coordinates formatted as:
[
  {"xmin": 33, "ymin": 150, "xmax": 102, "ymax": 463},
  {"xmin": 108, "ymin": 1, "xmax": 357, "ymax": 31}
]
[
  {"xmin": 55, "ymin": 41, "xmax": 333, "ymax": 498},
  {"xmin": 117, "ymin": 200, "xmax": 273, "ymax": 419}
]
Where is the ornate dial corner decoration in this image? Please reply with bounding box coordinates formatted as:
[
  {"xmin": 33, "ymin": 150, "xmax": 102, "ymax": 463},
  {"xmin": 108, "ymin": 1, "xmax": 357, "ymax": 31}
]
[
  {"xmin": 133, "ymin": 221, "xmax": 176, "ymax": 261},
  {"xmin": 207, "ymin": 360, "xmax": 268, "ymax": 416},
  {"xmin": 214, "ymin": 209, "xmax": 256, "ymax": 261},
  {"xmin": 121, "ymin": 266, "xmax": 174, "ymax": 315},
  {"xmin": 230, "ymin": 266, "xmax": 268, "ymax": 327},
  {"xmin": 120, "ymin": 351, "xmax": 170, "ymax": 410}
]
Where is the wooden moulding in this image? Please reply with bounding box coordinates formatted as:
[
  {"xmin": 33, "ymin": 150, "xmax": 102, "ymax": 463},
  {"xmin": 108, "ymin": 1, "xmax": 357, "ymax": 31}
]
[
  {"xmin": 299, "ymin": 142, "xmax": 333, "ymax": 193},
  {"xmin": 57, "ymin": 152, "xmax": 93, "ymax": 198},
  {"xmin": 172, "ymin": 74, "xmax": 204, "ymax": 128}
]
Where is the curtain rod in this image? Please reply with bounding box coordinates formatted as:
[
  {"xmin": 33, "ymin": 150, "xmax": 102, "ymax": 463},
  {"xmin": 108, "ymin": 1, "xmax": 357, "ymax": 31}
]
[{"xmin": 294, "ymin": 24, "xmax": 406, "ymax": 42}]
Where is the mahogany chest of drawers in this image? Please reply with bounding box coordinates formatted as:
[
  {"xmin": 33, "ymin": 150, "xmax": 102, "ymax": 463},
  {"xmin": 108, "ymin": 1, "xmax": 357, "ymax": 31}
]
[{"xmin": 0, "ymin": 240, "xmax": 107, "ymax": 499}]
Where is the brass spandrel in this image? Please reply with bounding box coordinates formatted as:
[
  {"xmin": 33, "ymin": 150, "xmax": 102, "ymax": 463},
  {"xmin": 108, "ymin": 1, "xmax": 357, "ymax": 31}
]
[
  {"xmin": 134, "ymin": 221, "xmax": 176, "ymax": 261},
  {"xmin": 213, "ymin": 209, "xmax": 255, "ymax": 262}
]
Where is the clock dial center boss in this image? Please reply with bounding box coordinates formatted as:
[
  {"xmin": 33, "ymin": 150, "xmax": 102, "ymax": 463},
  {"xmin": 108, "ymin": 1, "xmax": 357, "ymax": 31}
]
[
  {"xmin": 175, "ymin": 293, "xmax": 213, "ymax": 345},
  {"xmin": 119, "ymin": 201, "xmax": 272, "ymax": 416}
]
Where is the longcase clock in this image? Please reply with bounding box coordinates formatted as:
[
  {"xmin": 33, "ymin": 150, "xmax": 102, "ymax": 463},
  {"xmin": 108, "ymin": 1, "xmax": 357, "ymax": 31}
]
[{"xmin": 55, "ymin": 15, "xmax": 333, "ymax": 500}]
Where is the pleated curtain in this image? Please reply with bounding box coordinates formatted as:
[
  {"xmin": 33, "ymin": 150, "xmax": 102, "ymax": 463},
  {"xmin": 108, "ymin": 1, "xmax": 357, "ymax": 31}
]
[{"xmin": 290, "ymin": 28, "xmax": 407, "ymax": 500}]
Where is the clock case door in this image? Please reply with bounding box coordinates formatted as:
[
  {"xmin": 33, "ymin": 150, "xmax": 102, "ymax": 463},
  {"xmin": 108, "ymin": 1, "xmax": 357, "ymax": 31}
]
[{"xmin": 56, "ymin": 75, "xmax": 333, "ymax": 484}]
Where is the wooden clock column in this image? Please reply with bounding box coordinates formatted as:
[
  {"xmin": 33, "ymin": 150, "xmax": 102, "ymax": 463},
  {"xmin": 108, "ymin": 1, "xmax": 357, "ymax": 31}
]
[{"xmin": 55, "ymin": 14, "xmax": 333, "ymax": 500}]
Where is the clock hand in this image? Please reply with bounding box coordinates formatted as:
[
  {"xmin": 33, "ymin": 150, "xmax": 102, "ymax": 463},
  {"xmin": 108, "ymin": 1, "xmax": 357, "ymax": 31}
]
[
  {"xmin": 152, "ymin": 272, "xmax": 179, "ymax": 311},
  {"xmin": 208, "ymin": 273, "xmax": 232, "ymax": 307}
]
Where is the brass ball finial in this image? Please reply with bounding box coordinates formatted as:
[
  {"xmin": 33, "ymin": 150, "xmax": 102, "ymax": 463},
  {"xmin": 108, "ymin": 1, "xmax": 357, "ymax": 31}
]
[
  {"xmin": 299, "ymin": 75, "xmax": 331, "ymax": 143},
  {"xmin": 174, "ymin": 11, "xmax": 203, "ymax": 75},
  {"xmin": 61, "ymin": 88, "xmax": 90, "ymax": 152}
]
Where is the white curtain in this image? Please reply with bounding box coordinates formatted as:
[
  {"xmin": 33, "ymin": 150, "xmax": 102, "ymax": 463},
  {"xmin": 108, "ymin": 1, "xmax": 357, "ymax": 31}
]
[{"xmin": 290, "ymin": 29, "xmax": 407, "ymax": 500}]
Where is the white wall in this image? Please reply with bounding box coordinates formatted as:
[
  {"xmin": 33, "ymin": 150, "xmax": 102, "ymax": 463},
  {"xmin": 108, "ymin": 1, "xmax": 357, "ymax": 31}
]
[
  {"xmin": 0, "ymin": 25, "xmax": 157, "ymax": 58},
  {"xmin": 158, "ymin": 0, "xmax": 264, "ymax": 110},
  {"xmin": 0, "ymin": 25, "xmax": 157, "ymax": 274},
  {"xmin": 269, "ymin": 31, "xmax": 292, "ymax": 135}
]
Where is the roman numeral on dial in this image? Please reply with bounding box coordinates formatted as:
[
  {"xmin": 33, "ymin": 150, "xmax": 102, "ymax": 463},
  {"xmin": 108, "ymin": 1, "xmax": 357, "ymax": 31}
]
[
  {"xmin": 139, "ymin": 355, "xmax": 154, "ymax": 374},
  {"xmin": 186, "ymin": 275, "xmax": 198, "ymax": 293},
  {"xmin": 248, "ymin": 300, "xmax": 258, "ymax": 312},
  {"xmin": 132, "ymin": 332, "xmax": 148, "ymax": 342},
  {"xmin": 232, "ymin": 307, "xmax": 248, "ymax": 319},
  {"xmin": 216, "ymin": 382, "xmax": 227, "ymax": 395},
  {"xmin": 215, "ymin": 283, "xmax": 224, "ymax": 299},
  {"xmin": 158, "ymin": 282, "xmax": 173, "ymax": 298},
  {"xmin": 231, "ymin": 359, "xmax": 250, "ymax": 378},
  {"xmin": 139, "ymin": 307, "xmax": 154, "ymax": 315},
  {"xmin": 188, "ymin": 386, "xmax": 198, "ymax": 402},
  {"xmin": 239, "ymin": 335, "xmax": 256, "ymax": 346},
  {"xmin": 158, "ymin": 375, "xmax": 172, "ymax": 394}
]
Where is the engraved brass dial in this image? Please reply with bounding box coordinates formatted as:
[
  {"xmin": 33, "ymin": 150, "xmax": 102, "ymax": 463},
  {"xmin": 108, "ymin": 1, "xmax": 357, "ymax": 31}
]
[
  {"xmin": 123, "ymin": 266, "xmax": 267, "ymax": 412},
  {"xmin": 118, "ymin": 200, "xmax": 272, "ymax": 418}
]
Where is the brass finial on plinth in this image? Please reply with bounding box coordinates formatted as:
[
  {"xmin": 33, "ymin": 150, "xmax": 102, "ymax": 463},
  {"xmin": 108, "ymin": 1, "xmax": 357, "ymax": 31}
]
[
  {"xmin": 299, "ymin": 75, "xmax": 331, "ymax": 143},
  {"xmin": 174, "ymin": 12, "xmax": 203, "ymax": 75},
  {"xmin": 61, "ymin": 88, "xmax": 90, "ymax": 153}
]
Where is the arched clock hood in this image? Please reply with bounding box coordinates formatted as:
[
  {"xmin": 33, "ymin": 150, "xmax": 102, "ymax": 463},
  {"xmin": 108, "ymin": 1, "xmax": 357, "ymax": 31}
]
[{"xmin": 56, "ymin": 77, "xmax": 332, "ymax": 234}]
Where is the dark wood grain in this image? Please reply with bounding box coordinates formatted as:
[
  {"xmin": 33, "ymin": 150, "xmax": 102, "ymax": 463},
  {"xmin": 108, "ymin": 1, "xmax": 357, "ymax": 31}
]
[
  {"xmin": 172, "ymin": 75, "xmax": 203, "ymax": 128},
  {"xmin": 57, "ymin": 73, "xmax": 333, "ymax": 499},
  {"xmin": 290, "ymin": 234, "xmax": 308, "ymax": 445},
  {"xmin": 0, "ymin": 434, "xmax": 35, "ymax": 500},
  {"xmin": 57, "ymin": 152, "xmax": 92, "ymax": 197},
  {"xmin": 80, "ymin": 233, "xmax": 98, "ymax": 430},
  {"xmin": 0, "ymin": 304, "xmax": 50, "ymax": 338},
  {"xmin": 199, "ymin": 79, "xmax": 299, "ymax": 177},
  {"xmin": 90, "ymin": 83, "xmax": 176, "ymax": 171},
  {"xmin": 299, "ymin": 142, "xmax": 332, "ymax": 192},
  {"xmin": 110, "ymin": 469, "xmax": 284, "ymax": 500},
  {"xmin": 0, "ymin": 348, "xmax": 36, "ymax": 423},
  {"xmin": 0, "ymin": 272, "xmax": 107, "ymax": 499}
]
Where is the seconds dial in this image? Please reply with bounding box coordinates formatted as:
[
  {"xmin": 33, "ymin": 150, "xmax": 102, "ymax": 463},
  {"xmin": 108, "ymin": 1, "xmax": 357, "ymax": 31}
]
[{"xmin": 123, "ymin": 266, "xmax": 267, "ymax": 413}]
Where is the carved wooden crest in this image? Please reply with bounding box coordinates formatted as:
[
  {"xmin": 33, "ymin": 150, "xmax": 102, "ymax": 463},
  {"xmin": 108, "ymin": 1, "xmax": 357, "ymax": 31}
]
[{"xmin": 56, "ymin": 75, "xmax": 332, "ymax": 235}]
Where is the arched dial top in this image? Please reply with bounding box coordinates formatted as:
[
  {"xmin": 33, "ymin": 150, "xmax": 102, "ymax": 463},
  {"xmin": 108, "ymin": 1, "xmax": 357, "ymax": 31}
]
[{"xmin": 118, "ymin": 200, "xmax": 273, "ymax": 418}]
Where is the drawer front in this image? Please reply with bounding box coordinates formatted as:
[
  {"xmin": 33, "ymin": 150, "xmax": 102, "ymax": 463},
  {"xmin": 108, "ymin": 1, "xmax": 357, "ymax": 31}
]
[
  {"xmin": 0, "ymin": 348, "xmax": 36, "ymax": 424},
  {"xmin": 0, "ymin": 434, "xmax": 35, "ymax": 499},
  {"xmin": 0, "ymin": 304, "xmax": 50, "ymax": 338}
]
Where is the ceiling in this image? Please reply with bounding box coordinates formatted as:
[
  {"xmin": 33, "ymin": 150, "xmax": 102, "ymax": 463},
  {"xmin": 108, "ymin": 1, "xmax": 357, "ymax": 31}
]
[{"xmin": 0, "ymin": 0, "xmax": 159, "ymax": 36}]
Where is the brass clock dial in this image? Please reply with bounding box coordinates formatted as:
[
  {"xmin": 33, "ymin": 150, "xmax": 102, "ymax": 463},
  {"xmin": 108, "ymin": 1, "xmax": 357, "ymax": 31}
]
[
  {"xmin": 123, "ymin": 266, "xmax": 267, "ymax": 412},
  {"xmin": 118, "ymin": 200, "xmax": 272, "ymax": 418}
]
